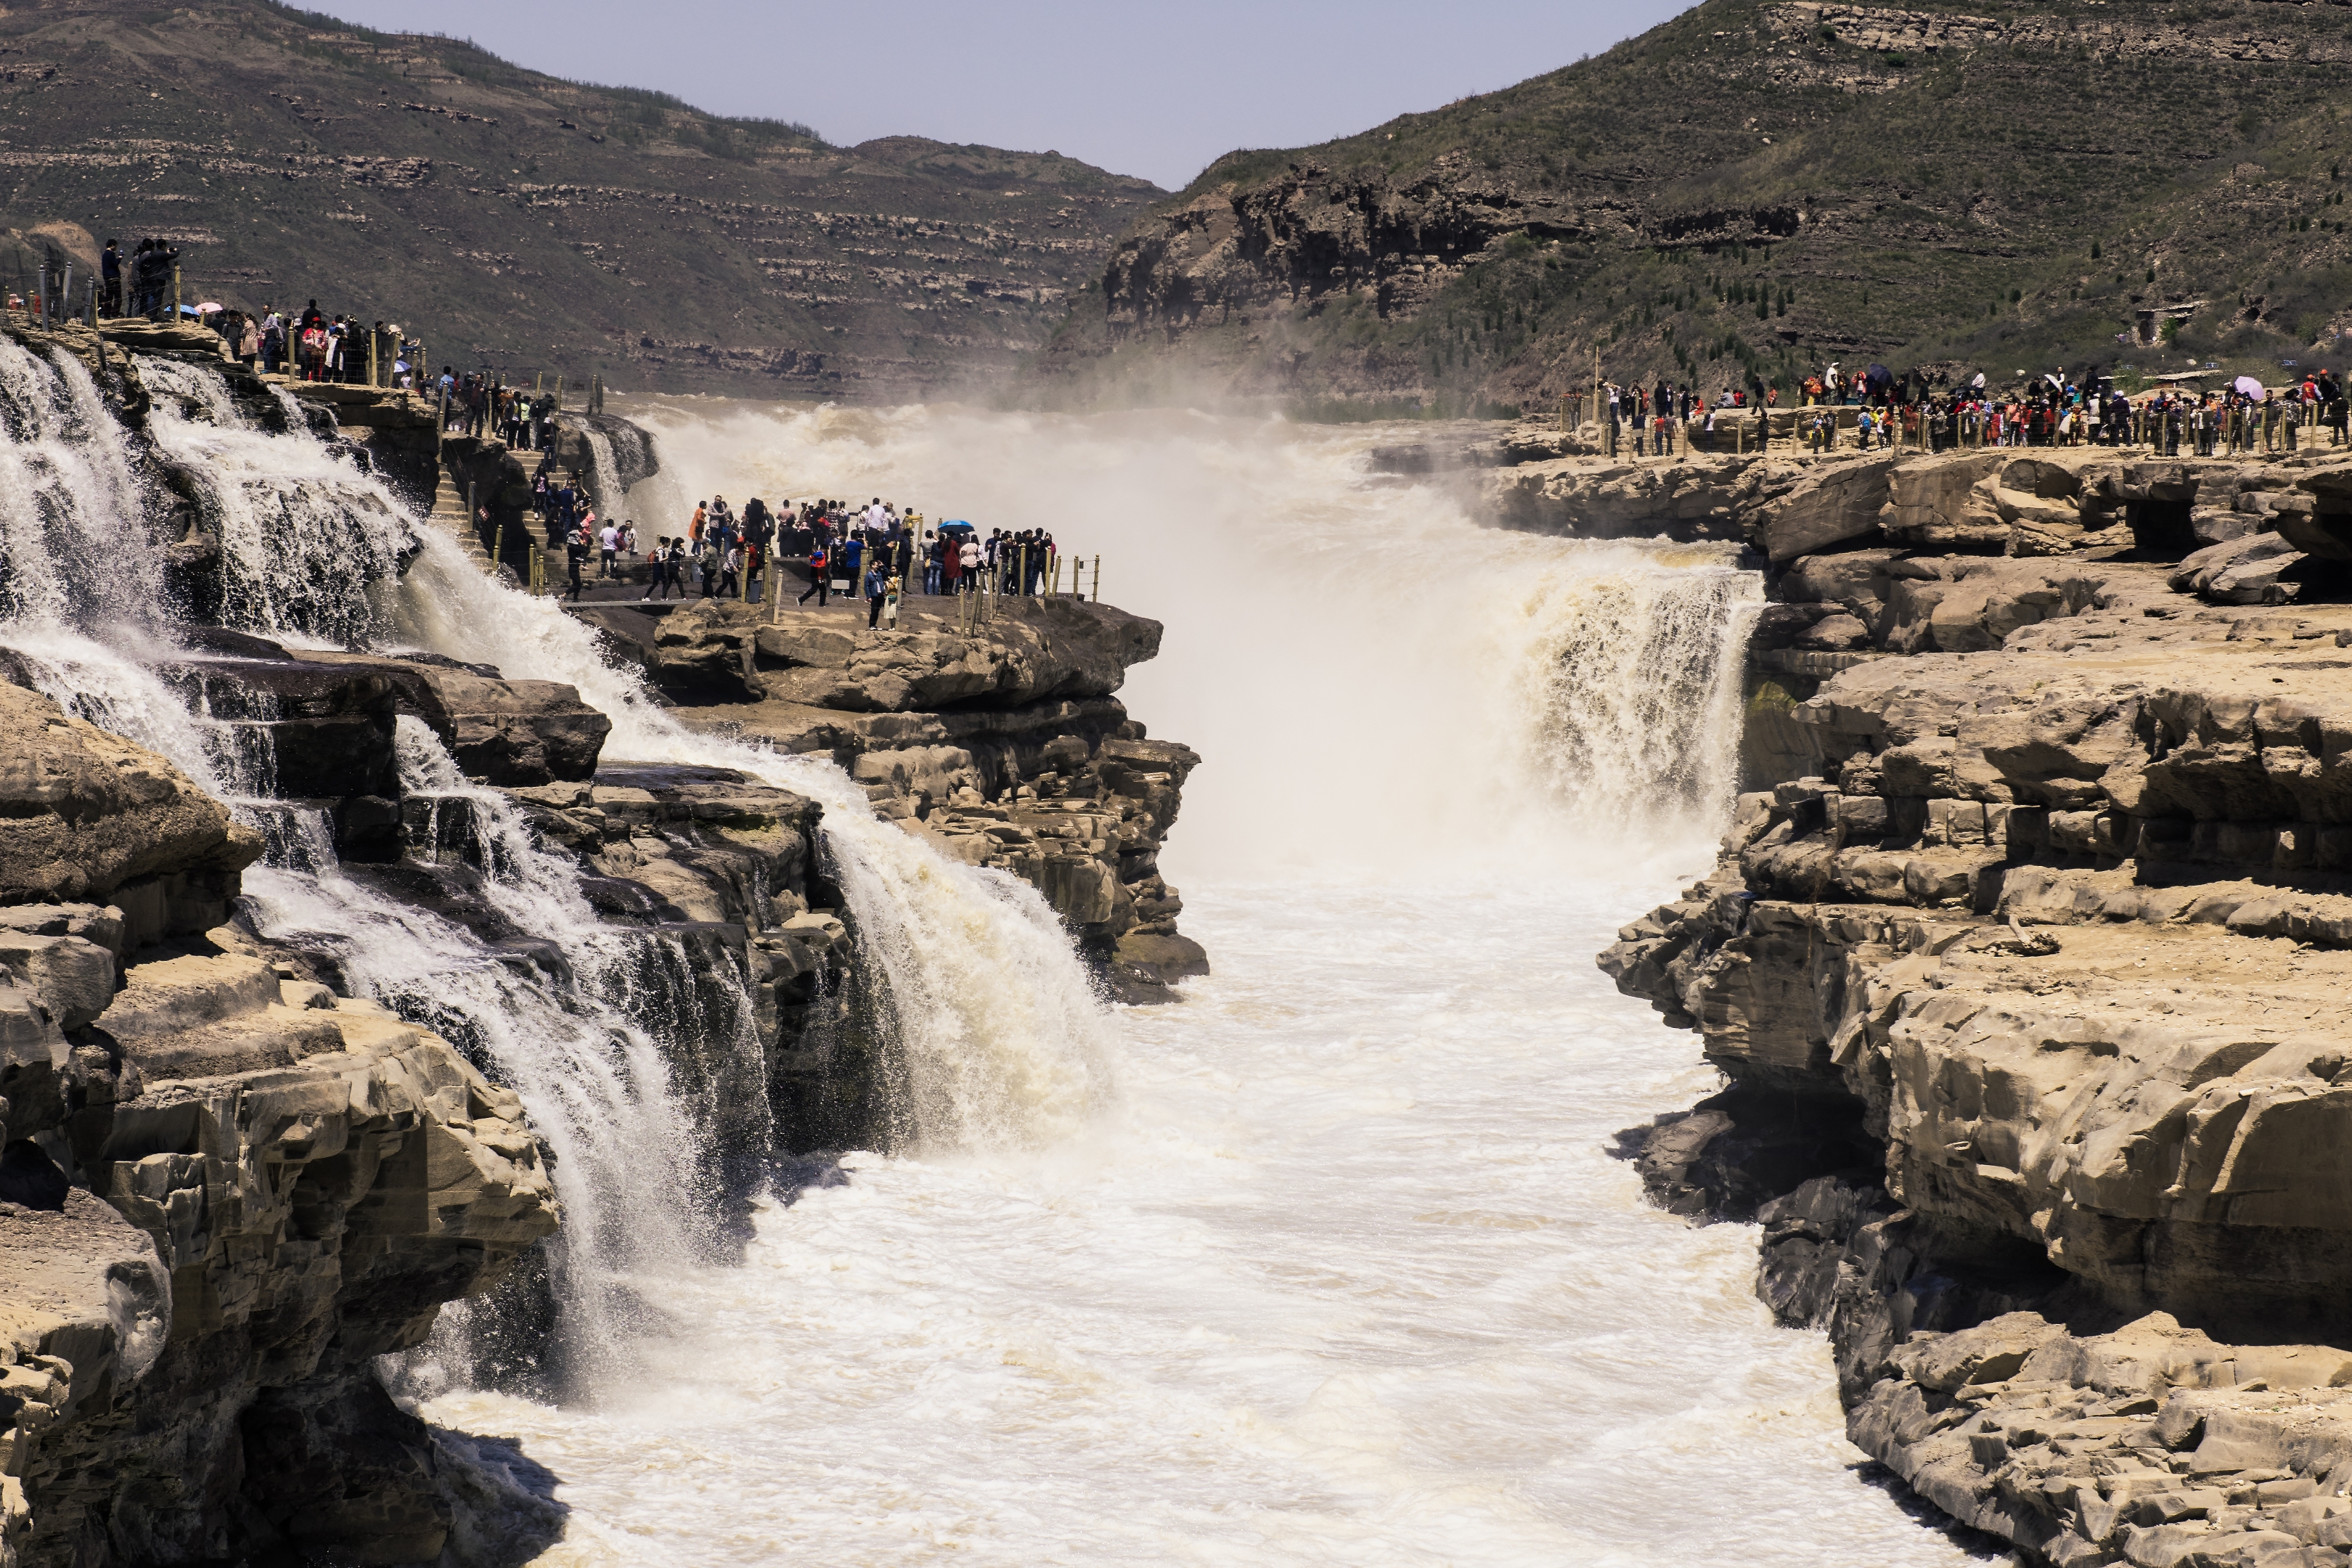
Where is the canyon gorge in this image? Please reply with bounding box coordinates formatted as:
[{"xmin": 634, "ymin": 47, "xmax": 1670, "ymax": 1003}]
[
  {"xmin": 20, "ymin": 302, "xmax": 2352, "ymax": 1568},
  {"xmin": 12, "ymin": 164, "xmax": 2352, "ymax": 1568},
  {"xmin": 8, "ymin": 0, "xmax": 2352, "ymax": 1560}
]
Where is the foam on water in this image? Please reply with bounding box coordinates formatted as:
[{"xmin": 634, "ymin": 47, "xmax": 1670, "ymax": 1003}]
[{"xmin": 425, "ymin": 881, "xmax": 1987, "ymax": 1567}]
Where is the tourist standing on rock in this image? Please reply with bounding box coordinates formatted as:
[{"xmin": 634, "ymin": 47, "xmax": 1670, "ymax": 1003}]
[
  {"xmin": 597, "ymin": 519, "xmax": 619, "ymax": 579},
  {"xmin": 564, "ymin": 526, "xmax": 587, "ymax": 602},
  {"xmin": 865, "ymin": 558, "xmax": 889, "ymax": 628},
  {"xmin": 799, "ymin": 539, "xmax": 830, "ymax": 607},
  {"xmin": 742, "ymin": 499, "xmax": 773, "ymax": 604}
]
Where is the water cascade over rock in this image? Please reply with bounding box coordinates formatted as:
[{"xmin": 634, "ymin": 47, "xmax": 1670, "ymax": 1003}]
[{"xmin": 0, "ymin": 319, "xmax": 1153, "ymax": 1564}]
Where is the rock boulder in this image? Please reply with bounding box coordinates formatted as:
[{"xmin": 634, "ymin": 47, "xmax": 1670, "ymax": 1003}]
[{"xmin": 0, "ymin": 683, "xmax": 260, "ymax": 904}]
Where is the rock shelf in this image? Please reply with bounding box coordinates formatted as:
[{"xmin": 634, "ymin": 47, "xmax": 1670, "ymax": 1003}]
[{"xmin": 1594, "ymin": 436, "xmax": 2352, "ymax": 1564}]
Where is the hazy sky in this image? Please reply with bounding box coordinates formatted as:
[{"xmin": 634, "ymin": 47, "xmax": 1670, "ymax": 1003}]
[{"xmin": 303, "ymin": 0, "xmax": 1689, "ymax": 189}]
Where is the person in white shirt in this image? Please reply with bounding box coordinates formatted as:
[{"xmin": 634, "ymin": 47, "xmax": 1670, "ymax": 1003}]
[
  {"xmin": 865, "ymin": 497, "xmax": 889, "ymax": 534},
  {"xmin": 598, "ymin": 520, "xmax": 619, "ymax": 578}
]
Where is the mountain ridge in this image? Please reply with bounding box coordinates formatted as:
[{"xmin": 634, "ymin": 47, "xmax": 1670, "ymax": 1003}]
[
  {"xmin": 1033, "ymin": 0, "xmax": 2352, "ymax": 412},
  {"xmin": 0, "ymin": 0, "xmax": 1164, "ymax": 397}
]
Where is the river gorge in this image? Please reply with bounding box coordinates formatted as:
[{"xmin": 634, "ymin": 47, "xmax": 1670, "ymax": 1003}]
[{"xmin": 8, "ymin": 311, "xmax": 2352, "ymax": 1568}]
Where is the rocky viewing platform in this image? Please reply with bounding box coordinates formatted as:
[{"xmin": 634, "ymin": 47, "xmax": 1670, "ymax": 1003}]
[
  {"xmin": 1585, "ymin": 429, "xmax": 2352, "ymax": 1564},
  {"xmin": 0, "ymin": 310, "xmax": 1204, "ymax": 1564}
]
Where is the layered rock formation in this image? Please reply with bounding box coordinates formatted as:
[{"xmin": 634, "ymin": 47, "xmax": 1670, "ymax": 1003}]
[
  {"xmin": 1600, "ymin": 441, "xmax": 2352, "ymax": 1564},
  {"xmin": 579, "ymin": 592, "xmax": 1205, "ymax": 1004},
  {"xmin": 0, "ymin": 308, "xmax": 1207, "ymax": 1562},
  {"xmin": 0, "ymin": 684, "xmax": 558, "ymax": 1568}
]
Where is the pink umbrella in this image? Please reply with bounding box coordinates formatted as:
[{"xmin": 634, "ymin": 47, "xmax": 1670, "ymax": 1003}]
[{"xmin": 2234, "ymin": 375, "xmax": 2267, "ymax": 400}]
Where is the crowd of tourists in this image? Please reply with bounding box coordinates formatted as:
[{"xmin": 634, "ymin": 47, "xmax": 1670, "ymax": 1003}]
[
  {"xmin": 1591, "ymin": 362, "xmax": 2349, "ymax": 459},
  {"xmin": 441, "ymin": 371, "xmax": 559, "ymax": 450},
  {"xmin": 539, "ymin": 489, "xmax": 1068, "ymax": 626},
  {"xmin": 19, "ymin": 238, "xmax": 431, "ymax": 391}
]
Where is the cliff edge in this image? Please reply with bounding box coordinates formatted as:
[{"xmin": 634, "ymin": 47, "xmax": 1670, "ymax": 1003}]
[
  {"xmin": 0, "ymin": 682, "xmax": 559, "ymax": 1567},
  {"xmin": 1599, "ymin": 445, "xmax": 2352, "ymax": 1567}
]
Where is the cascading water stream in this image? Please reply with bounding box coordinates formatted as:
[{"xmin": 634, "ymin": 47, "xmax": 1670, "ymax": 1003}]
[
  {"xmin": 139, "ymin": 355, "xmax": 417, "ymax": 644},
  {"xmin": 392, "ymin": 397, "xmax": 1990, "ymax": 1568},
  {"xmin": 580, "ymin": 425, "xmax": 626, "ymax": 515},
  {"xmin": 0, "ymin": 343, "xmax": 1116, "ymax": 1396},
  {"xmin": 0, "ymin": 337, "xmax": 166, "ymax": 627}
]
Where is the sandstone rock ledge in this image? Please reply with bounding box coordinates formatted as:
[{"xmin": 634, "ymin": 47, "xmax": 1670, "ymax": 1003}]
[
  {"xmin": 0, "ymin": 684, "xmax": 559, "ymax": 1567},
  {"xmin": 585, "ymin": 592, "xmax": 1207, "ymax": 1003},
  {"xmin": 1598, "ymin": 453, "xmax": 2352, "ymax": 1566}
]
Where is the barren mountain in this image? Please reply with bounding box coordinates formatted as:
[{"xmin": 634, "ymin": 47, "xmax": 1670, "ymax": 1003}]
[
  {"xmin": 0, "ymin": 0, "xmax": 1163, "ymax": 397},
  {"xmin": 1036, "ymin": 0, "xmax": 2352, "ymax": 413}
]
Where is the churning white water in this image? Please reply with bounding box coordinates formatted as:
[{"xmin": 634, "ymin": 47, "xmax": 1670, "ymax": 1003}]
[{"xmin": 412, "ymin": 403, "xmax": 1990, "ymax": 1565}]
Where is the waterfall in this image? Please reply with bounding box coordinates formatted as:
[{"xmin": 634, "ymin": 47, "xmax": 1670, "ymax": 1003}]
[
  {"xmin": 0, "ymin": 338, "xmax": 163, "ymax": 629},
  {"xmin": 0, "ymin": 618, "xmax": 759, "ymax": 1388},
  {"xmin": 581, "ymin": 424, "xmax": 626, "ymax": 515},
  {"xmin": 782, "ymin": 762, "xmax": 1116, "ymax": 1151},
  {"xmin": 128, "ymin": 353, "xmax": 1110, "ymax": 1163},
  {"xmin": 626, "ymin": 399, "xmax": 1765, "ymax": 874},
  {"xmin": 1506, "ymin": 556, "xmax": 1760, "ymax": 835},
  {"xmin": 0, "ymin": 342, "xmax": 1116, "ymax": 1398},
  {"xmin": 139, "ymin": 356, "xmax": 417, "ymax": 644}
]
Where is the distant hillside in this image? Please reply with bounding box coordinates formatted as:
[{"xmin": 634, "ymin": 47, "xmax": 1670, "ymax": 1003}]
[
  {"xmin": 1034, "ymin": 0, "xmax": 2352, "ymax": 412},
  {"xmin": 0, "ymin": 0, "xmax": 1163, "ymax": 398}
]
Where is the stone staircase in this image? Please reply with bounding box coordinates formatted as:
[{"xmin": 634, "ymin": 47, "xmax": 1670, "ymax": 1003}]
[{"xmin": 425, "ymin": 461, "xmax": 496, "ymax": 573}]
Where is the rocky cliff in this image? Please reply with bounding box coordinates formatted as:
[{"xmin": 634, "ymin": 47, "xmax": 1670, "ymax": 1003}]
[
  {"xmin": 0, "ymin": 308, "xmax": 1207, "ymax": 1561},
  {"xmin": 0, "ymin": 680, "xmax": 560, "ymax": 1568},
  {"xmin": 576, "ymin": 592, "xmax": 1205, "ymax": 1010},
  {"xmin": 1596, "ymin": 436, "xmax": 2352, "ymax": 1564}
]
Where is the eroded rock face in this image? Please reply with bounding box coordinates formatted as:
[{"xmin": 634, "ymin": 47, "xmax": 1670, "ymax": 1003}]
[
  {"xmin": 1603, "ymin": 529, "xmax": 2352, "ymax": 1565},
  {"xmin": 0, "ymin": 684, "xmax": 261, "ymax": 907},
  {"xmin": 1434, "ymin": 416, "xmax": 2351, "ymax": 589},
  {"xmin": 646, "ymin": 593, "xmax": 1206, "ymax": 1005},
  {"xmin": 293, "ymin": 650, "xmax": 613, "ymax": 785},
  {"xmin": 1843, "ymin": 1309, "xmax": 2352, "ymax": 1568},
  {"xmin": 0, "ymin": 696, "xmax": 560, "ymax": 1568}
]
